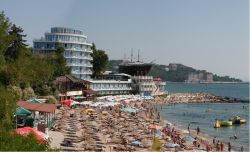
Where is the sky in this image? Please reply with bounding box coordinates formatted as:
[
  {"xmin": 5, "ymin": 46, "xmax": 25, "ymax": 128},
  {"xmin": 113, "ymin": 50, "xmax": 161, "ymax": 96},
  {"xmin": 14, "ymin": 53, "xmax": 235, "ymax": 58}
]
[{"xmin": 0, "ymin": 0, "xmax": 249, "ymax": 81}]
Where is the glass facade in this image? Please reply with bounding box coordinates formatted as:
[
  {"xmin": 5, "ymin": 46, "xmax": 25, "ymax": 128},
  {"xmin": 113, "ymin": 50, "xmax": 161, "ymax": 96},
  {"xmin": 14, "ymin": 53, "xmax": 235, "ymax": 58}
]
[{"xmin": 33, "ymin": 27, "xmax": 92, "ymax": 80}]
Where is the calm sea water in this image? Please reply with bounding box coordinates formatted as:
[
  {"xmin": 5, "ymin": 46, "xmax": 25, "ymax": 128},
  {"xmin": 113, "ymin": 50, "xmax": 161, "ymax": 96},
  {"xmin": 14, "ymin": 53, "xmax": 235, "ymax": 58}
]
[
  {"xmin": 166, "ymin": 83, "xmax": 249, "ymax": 100},
  {"xmin": 159, "ymin": 103, "xmax": 249, "ymax": 151},
  {"xmin": 160, "ymin": 83, "xmax": 249, "ymax": 151}
]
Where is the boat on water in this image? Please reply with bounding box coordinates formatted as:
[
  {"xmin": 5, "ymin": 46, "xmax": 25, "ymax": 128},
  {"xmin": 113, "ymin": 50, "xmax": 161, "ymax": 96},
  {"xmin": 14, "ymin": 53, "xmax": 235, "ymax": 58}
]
[
  {"xmin": 214, "ymin": 116, "xmax": 247, "ymax": 128},
  {"xmin": 230, "ymin": 116, "xmax": 246, "ymax": 125},
  {"xmin": 214, "ymin": 119, "xmax": 233, "ymax": 128},
  {"xmin": 214, "ymin": 120, "xmax": 221, "ymax": 128}
]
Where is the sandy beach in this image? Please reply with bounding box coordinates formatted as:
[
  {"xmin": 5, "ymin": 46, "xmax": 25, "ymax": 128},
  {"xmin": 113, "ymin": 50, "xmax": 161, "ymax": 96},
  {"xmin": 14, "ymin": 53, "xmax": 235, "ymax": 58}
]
[{"xmin": 46, "ymin": 94, "xmax": 239, "ymax": 152}]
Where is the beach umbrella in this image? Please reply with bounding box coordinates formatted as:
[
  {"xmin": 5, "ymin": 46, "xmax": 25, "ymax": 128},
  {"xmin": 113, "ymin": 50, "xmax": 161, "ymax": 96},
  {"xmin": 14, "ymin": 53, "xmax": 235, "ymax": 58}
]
[
  {"xmin": 131, "ymin": 140, "xmax": 141, "ymax": 145},
  {"xmin": 182, "ymin": 136, "xmax": 196, "ymax": 142},
  {"xmin": 85, "ymin": 108, "xmax": 95, "ymax": 113},
  {"xmin": 121, "ymin": 107, "xmax": 137, "ymax": 113},
  {"xmin": 63, "ymin": 99, "xmax": 71, "ymax": 107},
  {"xmin": 165, "ymin": 143, "xmax": 180, "ymax": 148},
  {"xmin": 15, "ymin": 127, "xmax": 48, "ymax": 143},
  {"xmin": 101, "ymin": 111, "xmax": 108, "ymax": 115}
]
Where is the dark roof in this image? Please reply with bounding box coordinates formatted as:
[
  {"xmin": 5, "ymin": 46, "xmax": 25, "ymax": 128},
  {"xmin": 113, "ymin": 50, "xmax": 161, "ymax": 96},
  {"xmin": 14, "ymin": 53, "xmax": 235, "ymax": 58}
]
[
  {"xmin": 83, "ymin": 89, "xmax": 96, "ymax": 94},
  {"xmin": 57, "ymin": 75, "xmax": 91, "ymax": 84},
  {"xmin": 65, "ymin": 75, "xmax": 83, "ymax": 83},
  {"xmin": 17, "ymin": 101, "xmax": 56, "ymax": 113}
]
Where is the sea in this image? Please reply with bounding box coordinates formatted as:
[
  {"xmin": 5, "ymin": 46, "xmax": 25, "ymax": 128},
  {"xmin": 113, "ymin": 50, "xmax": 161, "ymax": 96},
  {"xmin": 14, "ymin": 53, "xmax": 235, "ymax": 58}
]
[{"xmin": 159, "ymin": 83, "xmax": 249, "ymax": 151}]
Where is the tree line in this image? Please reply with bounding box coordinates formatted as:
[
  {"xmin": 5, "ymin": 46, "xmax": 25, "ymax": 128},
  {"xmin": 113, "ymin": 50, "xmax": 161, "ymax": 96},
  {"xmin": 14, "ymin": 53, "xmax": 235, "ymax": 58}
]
[{"xmin": 0, "ymin": 11, "xmax": 109, "ymax": 150}]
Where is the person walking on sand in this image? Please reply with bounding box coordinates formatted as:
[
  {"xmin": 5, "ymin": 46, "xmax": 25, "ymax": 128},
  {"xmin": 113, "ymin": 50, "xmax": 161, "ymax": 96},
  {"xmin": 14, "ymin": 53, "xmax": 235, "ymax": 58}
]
[
  {"xmin": 188, "ymin": 123, "xmax": 190, "ymax": 134},
  {"xmin": 196, "ymin": 126, "xmax": 200, "ymax": 135},
  {"xmin": 228, "ymin": 142, "xmax": 231, "ymax": 152},
  {"xmin": 240, "ymin": 145, "xmax": 244, "ymax": 152},
  {"xmin": 220, "ymin": 142, "xmax": 224, "ymax": 151}
]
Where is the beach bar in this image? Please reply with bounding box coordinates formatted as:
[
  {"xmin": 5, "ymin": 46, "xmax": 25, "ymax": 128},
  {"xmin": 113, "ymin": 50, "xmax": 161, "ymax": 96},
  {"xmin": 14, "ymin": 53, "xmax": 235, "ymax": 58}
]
[{"xmin": 17, "ymin": 101, "xmax": 56, "ymax": 128}]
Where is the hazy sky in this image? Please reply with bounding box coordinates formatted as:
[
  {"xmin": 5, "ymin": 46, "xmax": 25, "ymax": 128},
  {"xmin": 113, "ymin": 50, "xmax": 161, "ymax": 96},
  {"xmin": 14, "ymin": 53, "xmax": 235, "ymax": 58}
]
[{"xmin": 1, "ymin": 0, "xmax": 249, "ymax": 81}]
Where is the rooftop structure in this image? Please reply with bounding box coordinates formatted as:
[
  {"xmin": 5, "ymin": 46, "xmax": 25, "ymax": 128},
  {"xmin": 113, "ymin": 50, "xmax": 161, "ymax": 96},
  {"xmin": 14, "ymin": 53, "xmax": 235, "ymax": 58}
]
[{"xmin": 119, "ymin": 61, "xmax": 153, "ymax": 76}]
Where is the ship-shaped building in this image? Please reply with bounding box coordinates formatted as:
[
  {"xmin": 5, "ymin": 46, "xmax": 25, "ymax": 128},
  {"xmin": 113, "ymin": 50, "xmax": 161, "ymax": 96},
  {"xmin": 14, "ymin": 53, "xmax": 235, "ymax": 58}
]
[{"xmin": 118, "ymin": 53, "xmax": 166, "ymax": 96}]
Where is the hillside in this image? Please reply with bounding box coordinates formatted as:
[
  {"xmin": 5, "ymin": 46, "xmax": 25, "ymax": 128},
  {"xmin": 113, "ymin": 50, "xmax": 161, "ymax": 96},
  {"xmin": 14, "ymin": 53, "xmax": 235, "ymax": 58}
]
[{"xmin": 108, "ymin": 60, "xmax": 242, "ymax": 82}]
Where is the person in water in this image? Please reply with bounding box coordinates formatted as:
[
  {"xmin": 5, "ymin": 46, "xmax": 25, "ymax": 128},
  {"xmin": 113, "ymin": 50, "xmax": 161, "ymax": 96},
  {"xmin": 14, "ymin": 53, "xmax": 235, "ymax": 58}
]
[{"xmin": 234, "ymin": 134, "xmax": 237, "ymax": 140}]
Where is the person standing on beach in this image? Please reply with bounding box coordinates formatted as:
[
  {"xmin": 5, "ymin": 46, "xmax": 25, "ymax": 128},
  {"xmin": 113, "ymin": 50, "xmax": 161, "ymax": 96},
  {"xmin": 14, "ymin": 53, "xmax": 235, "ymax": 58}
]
[
  {"xmin": 216, "ymin": 141, "xmax": 220, "ymax": 151},
  {"xmin": 213, "ymin": 137, "xmax": 216, "ymax": 145},
  {"xmin": 188, "ymin": 123, "xmax": 190, "ymax": 134},
  {"xmin": 240, "ymin": 145, "xmax": 244, "ymax": 152},
  {"xmin": 220, "ymin": 142, "xmax": 224, "ymax": 151},
  {"xmin": 196, "ymin": 126, "xmax": 200, "ymax": 135},
  {"xmin": 228, "ymin": 142, "xmax": 231, "ymax": 152}
]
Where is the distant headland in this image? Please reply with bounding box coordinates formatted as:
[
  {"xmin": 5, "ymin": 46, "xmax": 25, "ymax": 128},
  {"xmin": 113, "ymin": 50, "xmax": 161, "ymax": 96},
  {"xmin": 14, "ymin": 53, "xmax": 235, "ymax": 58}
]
[{"xmin": 108, "ymin": 60, "xmax": 243, "ymax": 83}]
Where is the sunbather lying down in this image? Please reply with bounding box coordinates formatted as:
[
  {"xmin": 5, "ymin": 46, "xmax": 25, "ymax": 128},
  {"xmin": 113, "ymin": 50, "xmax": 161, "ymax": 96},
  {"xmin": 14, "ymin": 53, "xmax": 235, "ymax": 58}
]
[{"xmin": 61, "ymin": 139, "xmax": 75, "ymax": 147}]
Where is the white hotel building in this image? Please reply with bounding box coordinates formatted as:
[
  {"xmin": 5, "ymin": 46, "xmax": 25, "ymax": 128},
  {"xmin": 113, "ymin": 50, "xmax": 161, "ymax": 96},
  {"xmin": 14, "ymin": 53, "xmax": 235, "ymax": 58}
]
[
  {"xmin": 33, "ymin": 27, "xmax": 132, "ymax": 96},
  {"xmin": 33, "ymin": 27, "xmax": 92, "ymax": 80}
]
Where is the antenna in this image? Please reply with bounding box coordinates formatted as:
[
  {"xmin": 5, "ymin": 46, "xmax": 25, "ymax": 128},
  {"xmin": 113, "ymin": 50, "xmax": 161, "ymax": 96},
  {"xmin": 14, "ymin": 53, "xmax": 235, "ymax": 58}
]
[
  {"xmin": 131, "ymin": 49, "xmax": 133, "ymax": 62},
  {"xmin": 137, "ymin": 49, "xmax": 140, "ymax": 62}
]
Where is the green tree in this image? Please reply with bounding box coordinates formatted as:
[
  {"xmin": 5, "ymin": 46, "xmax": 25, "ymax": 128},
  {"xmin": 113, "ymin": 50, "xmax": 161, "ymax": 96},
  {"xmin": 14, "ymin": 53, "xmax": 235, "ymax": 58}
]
[
  {"xmin": 91, "ymin": 43, "xmax": 109, "ymax": 78},
  {"xmin": 0, "ymin": 11, "xmax": 12, "ymax": 86},
  {"xmin": 4, "ymin": 24, "xmax": 27, "ymax": 61},
  {"xmin": 49, "ymin": 47, "xmax": 70, "ymax": 77},
  {"xmin": 0, "ymin": 11, "xmax": 54, "ymax": 151}
]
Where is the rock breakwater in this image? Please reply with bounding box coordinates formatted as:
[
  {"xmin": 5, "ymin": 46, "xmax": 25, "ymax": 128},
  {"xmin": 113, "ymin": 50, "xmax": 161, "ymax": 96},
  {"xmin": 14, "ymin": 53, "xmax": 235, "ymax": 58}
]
[{"xmin": 155, "ymin": 93, "xmax": 249, "ymax": 104}]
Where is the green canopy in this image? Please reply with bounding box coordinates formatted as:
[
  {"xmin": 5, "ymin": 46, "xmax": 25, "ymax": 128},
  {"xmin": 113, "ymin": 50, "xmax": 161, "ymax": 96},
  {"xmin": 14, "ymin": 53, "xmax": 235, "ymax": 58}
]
[
  {"xmin": 15, "ymin": 107, "xmax": 32, "ymax": 116},
  {"xmin": 28, "ymin": 99, "xmax": 41, "ymax": 103}
]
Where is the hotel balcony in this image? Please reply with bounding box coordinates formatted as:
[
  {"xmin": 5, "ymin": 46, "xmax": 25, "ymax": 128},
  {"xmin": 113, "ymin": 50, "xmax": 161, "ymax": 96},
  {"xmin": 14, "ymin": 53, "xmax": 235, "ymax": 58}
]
[
  {"xmin": 33, "ymin": 38, "xmax": 92, "ymax": 46},
  {"xmin": 66, "ymin": 63, "xmax": 93, "ymax": 67},
  {"xmin": 64, "ymin": 55, "xmax": 92, "ymax": 60},
  {"xmin": 140, "ymin": 88, "xmax": 155, "ymax": 91},
  {"xmin": 91, "ymin": 79, "xmax": 132, "ymax": 84},
  {"xmin": 71, "ymin": 70, "xmax": 92, "ymax": 75},
  {"xmin": 133, "ymin": 76, "xmax": 153, "ymax": 80},
  {"xmin": 139, "ymin": 82, "xmax": 156, "ymax": 86},
  {"xmin": 92, "ymin": 87, "xmax": 132, "ymax": 91},
  {"xmin": 70, "ymin": 48, "xmax": 92, "ymax": 53}
]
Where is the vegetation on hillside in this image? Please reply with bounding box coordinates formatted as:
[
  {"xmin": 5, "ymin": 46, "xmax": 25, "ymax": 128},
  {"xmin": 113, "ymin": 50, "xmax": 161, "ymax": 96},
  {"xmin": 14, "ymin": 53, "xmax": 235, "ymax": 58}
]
[{"xmin": 149, "ymin": 64, "xmax": 242, "ymax": 82}]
